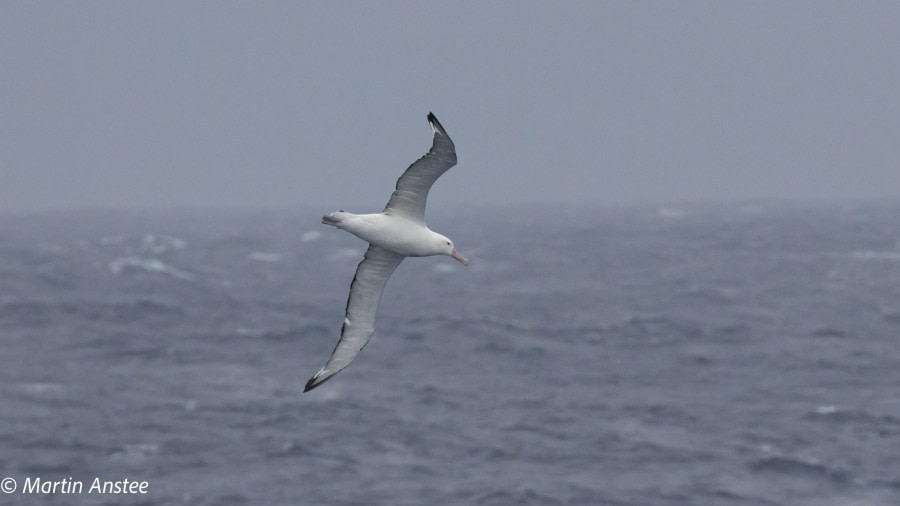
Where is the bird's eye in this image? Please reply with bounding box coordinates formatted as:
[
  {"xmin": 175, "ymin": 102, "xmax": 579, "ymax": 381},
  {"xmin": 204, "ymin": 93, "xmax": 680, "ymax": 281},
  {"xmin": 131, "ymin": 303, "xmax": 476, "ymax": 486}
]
[{"xmin": 446, "ymin": 241, "xmax": 451, "ymax": 246}]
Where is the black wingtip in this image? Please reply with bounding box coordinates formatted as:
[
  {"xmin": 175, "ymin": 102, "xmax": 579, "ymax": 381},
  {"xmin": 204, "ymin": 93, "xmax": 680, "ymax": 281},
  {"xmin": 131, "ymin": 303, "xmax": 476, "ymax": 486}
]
[
  {"xmin": 303, "ymin": 374, "xmax": 324, "ymax": 392},
  {"xmin": 427, "ymin": 112, "xmax": 446, "ymax": 134},
  {"xmin": 303, "ymin": 371, "xmax": 338, "ymax": 393}
]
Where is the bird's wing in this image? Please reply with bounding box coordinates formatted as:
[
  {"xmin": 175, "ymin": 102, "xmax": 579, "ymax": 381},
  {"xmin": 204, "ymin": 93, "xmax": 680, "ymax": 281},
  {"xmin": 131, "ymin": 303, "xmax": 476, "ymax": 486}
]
[
  {"xmin": 304, "ymin": 245, "xmax": 404, "ymax": 392},
  {"xmin": 382, "ymin": 112, "xmax": 457, "ymax": 224}
]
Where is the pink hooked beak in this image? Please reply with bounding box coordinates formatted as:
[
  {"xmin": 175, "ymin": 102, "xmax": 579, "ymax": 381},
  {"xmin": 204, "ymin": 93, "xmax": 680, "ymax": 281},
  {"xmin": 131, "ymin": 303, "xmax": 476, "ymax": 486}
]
[{"xmin": 450, "ymin": 247, "xmax": 469, "ymax": 266}]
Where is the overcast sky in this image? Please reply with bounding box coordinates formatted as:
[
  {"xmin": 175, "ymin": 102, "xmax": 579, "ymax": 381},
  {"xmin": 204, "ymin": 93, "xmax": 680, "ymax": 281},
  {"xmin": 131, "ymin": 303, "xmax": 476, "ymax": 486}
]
[{"xmin": 2, "ymin": 2, "xmax": 899, "ymax": 211}]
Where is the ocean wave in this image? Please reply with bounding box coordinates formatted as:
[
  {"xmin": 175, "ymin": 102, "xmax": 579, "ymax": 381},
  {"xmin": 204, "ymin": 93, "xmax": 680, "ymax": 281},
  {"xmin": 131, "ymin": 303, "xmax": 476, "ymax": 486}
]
[
  {"xmin": 749, "ymin": 455, "xmax": 850, "ymax": 482},
  {"xmin": 301, "ymin": 230, "xmax": 322, "ymax": 242},
  {"xmin": 267, "ymin": 440, "xmax": 314, "ymax": 459},
  {"xmin": 880, "ymin": 307, "xmax": 900, "ymax": 323},
  {"xmin": 110, "ymin": 443, "xmax": 160, "ymax": 463},
  {"xmin": 1, "ymin": 298, "xmax": 183, "ymax": 324},
  {"xmin": 108, "ymin": 256, "xmax": 194, "ymax": 280},
  {"xmin": 499, "ymin": 421, "xmax": 568, "ymax": 441},
  {"xmin": 849, "ymin": 250, "xmax": 900, "ymax": 261},
  {"xmin": 232, "ymin": 325, "xmax": 328, "ymax": 341},
  {"xmin": 809, "ymin": 327, "xmax": 848, "ymax": 338},
  {"xmin": 327, "ymin": 247, "xmax": 362, "ymax": 261},
  {"xmin": 431, "ymin": 263, "xmax": 457, "ymax": 274},
  {"xmin": 473, "ymin": 487, "xmax": 565, "ymax": 506},
  {"xmin": 16, "ymin": 382, "xmax": 65, "ymax": 396},
  {"xmin": 248, "ymin": 252, "xmax": 282, "ymax": 262},
  {"xmin": 613, "ymin": 313, "xmax": 707, "ymax": 342},
  {"xmin": 139, "ymin": 233, "xmax": 187, "ymax": 254},
  {"xmin": 805, "ymin": 405, "xmax": 900, "ymax": 428}
]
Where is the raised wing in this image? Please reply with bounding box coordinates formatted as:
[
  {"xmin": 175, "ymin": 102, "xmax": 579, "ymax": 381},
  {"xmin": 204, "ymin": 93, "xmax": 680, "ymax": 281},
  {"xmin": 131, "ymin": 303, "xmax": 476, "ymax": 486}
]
[
  {"xmin": 383, "ymin": 112, "xmax": 457, "ymax": 224},
  {"xmin": 304, "ymin": 245, "xmax": 404, "ymax": 392}
]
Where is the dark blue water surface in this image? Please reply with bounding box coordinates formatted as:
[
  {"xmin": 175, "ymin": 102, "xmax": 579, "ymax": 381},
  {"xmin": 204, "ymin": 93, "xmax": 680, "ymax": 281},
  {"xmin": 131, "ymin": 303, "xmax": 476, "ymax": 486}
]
[{"xmin": 2, "ymin": 202, "xmax": 900, "ymax": 505}]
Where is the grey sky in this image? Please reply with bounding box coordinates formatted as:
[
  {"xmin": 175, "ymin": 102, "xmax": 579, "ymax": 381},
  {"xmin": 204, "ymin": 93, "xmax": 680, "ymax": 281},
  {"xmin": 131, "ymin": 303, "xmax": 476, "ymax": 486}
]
[{"xmin": 2, "ymin": 2, "xmax": 899, "ymax": 211}]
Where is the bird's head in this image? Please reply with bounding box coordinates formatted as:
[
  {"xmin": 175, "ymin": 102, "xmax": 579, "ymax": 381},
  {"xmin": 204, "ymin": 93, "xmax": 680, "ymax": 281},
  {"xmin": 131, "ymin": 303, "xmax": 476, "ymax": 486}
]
[{"xmin": 435, "ymin": 234, "xmax": 469, "ymax": 266}]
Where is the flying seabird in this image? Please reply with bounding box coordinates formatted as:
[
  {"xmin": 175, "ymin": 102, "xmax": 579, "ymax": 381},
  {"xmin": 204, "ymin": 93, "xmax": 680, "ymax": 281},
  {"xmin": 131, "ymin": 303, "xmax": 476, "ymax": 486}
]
[{"xmin": 304, "ymin": 112, "xmax": 468, "ymax": 392}]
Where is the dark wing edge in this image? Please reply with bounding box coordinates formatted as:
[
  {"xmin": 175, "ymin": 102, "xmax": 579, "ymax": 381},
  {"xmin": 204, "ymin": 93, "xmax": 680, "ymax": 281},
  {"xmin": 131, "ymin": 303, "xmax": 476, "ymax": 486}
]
[
  {"xmin": 427, "ymin": 111, "xmax": 448, "ymax": 137},
  {"xmin": 382, "ymin": 113, "xmax": 457, "ymax": 221},
  {"xmin": 304, "ymin": 246, "xmax": 404, "ymax": 392}
]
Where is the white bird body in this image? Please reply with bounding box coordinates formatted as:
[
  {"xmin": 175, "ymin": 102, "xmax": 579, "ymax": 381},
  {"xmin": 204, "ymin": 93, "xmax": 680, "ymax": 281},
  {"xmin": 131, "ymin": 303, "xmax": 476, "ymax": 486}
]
[
  {"xmin": 304, "ymin": 113, "xmax": 467, "ymax": 392},
  {"xmin": 325, "ymin": 212, "xmax": 456, "ymax": 258}
]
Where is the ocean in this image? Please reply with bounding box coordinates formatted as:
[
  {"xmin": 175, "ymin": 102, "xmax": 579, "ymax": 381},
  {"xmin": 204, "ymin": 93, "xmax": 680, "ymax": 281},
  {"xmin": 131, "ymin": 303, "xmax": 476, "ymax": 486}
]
[{"xmin": 1, "ymin": 202, "xmax": 899, "ymax": 505}]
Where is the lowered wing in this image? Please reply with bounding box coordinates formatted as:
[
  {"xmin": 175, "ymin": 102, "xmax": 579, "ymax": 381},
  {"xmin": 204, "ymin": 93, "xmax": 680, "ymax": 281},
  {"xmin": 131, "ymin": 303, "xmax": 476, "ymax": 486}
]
[{"xmin": 304, "ymin": 245, "xmax": 404, "ymax": 392}]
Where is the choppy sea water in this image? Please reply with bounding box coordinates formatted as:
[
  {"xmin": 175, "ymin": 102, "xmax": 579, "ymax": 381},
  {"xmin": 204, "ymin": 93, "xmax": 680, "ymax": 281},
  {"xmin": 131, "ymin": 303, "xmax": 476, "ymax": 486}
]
[{"xmin": 2, "ymin": 202, "xmax": 900, "ymax": 505}]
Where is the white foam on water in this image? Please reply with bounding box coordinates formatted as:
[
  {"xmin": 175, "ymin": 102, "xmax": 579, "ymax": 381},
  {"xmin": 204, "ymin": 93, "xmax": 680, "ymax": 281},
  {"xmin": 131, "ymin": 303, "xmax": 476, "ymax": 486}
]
[
  {"xmin": 19, "ymin": 382, "xmax": 65, "ymax": 395},
  {"xmin": 814, "ymin": 405, "xmax": 839, "ymax": 415},
  {"xmin": 432, "ymin": 263, "xmax": 457, "ymax": 274},
  {"xmin": 111, "ymin": 443, "xmax": 160, "ymax": 463},
  {"xmin": 139, "ymin": 234, "xmax": 188, "ymax": 254},
  {"xmin": 248, "ymin": 252, "xmax": 282, "ymax": 262},
  {"xmin": 302, "ymin": 230, "xmax": 322, "ymax": 242},
  {"xmin": 328, "ymin": 247, "xmax": 361, "ymax": 261},
  {"xmin": 108, "ymin": 257, "xmax": 195, "ymax": 280}
]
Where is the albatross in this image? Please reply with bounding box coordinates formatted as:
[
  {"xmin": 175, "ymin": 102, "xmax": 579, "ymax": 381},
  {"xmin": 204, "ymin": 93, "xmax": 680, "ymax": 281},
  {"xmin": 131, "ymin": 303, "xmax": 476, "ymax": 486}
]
[{"xmin": 304, "ymin": 112, "xmax": 468, "ymax": 392}]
